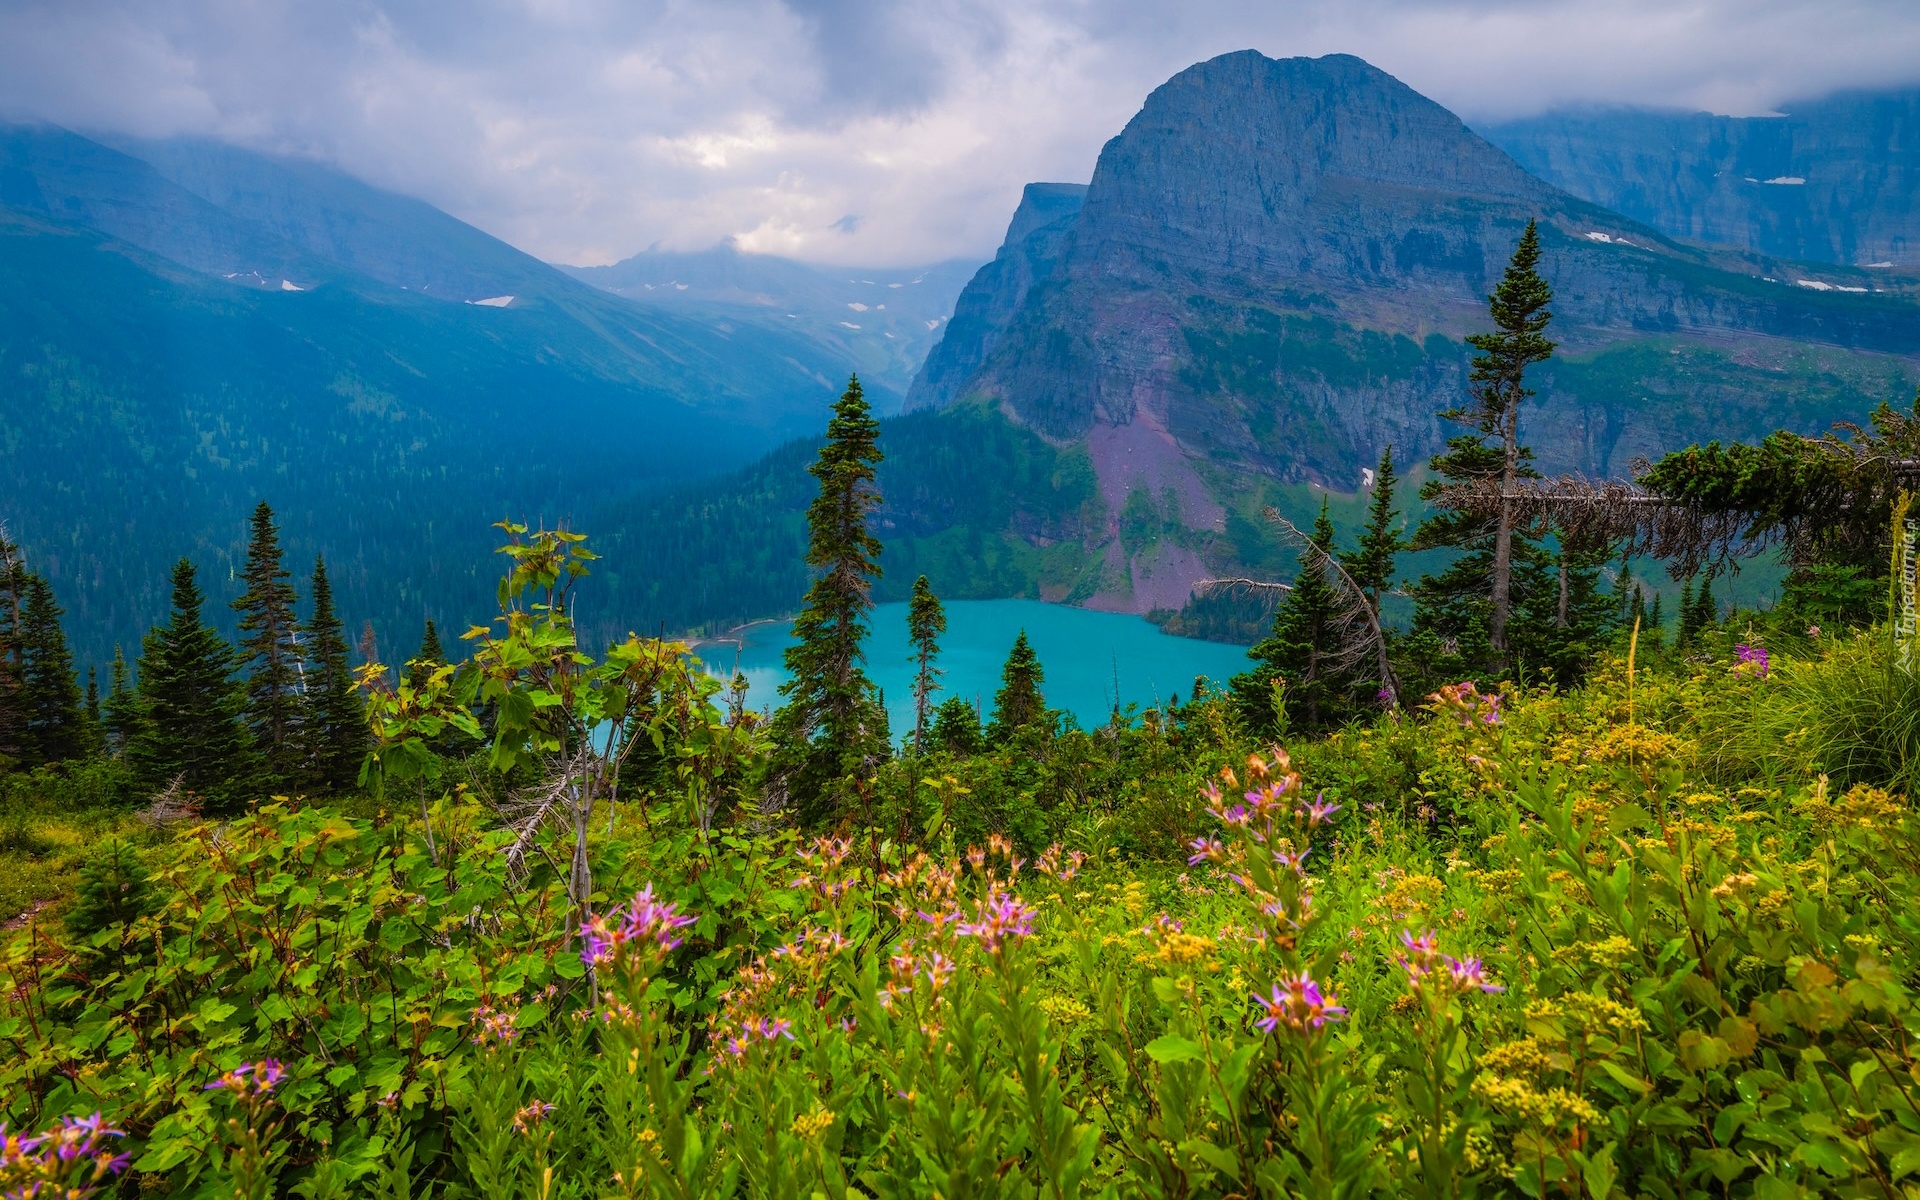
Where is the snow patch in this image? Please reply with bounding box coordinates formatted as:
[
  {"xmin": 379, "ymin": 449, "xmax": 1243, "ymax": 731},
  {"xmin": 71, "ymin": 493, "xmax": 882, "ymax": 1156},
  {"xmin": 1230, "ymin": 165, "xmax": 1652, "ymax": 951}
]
[
  {"xmin": 846, "ymin": 301, "xmax": 869, "ymax": 312},
  {"xmin": 1794, "ymin": 279, "xmax": 1868, "ymax": 293},
  {"xmin": 884, "ymin": 332, "xmax": 896, "ymax": 339},
  {"xmin": 1867, "ymin": 261, "xmax": 1895, "ymax": 268},
  {"xmin": 674, "ymin": 282, "xmax": 687, "ymax": 290},
  {"xmin": 1763, "ymin": 176, "xmax": 1806, "ymax": 185},
  {"xmin": 888, "ymin": 283, "xmax": 903, "ymax": 288},
  {"xmin": 923, "ymin": 318, "xmax": 942, "ymax": 330},
  {"xmin": 280, "ymin": 280, "xmax": 305, "ymax": 292},
  {"xmin": 468, "ymin": 295, "xmax": 514, "ymax": 307},
  {"xmin": 839, "ymin": 321, "xmax": 861, "ymax": 329}
]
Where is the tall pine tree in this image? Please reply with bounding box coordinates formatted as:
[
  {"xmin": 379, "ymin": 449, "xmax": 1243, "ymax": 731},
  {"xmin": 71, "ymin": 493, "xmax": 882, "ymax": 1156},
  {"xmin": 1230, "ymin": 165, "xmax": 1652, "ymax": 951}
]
[
  {"xmin": 775, "ymin": 375, "xmax": 889, "ymax": 821},
  {"xmin": 988, "ymin": 631, "xmax": 1046, "ymax": 744},
  {"xmin": 19, "ymin": 574, "xmax": 86, "ymax": 766},
  {"xmin": 102, "ymin": 646, "xmax": 140, "ymax": 756},
  {"xmin": 1412, "ymin": 222, "xmax": 1556, "ymax": 672},
  {"xmin": 127, "ymin": 559, "xmax": 252, "ymax": 810},
  {"xmin": 408, "ymin": 619, "xmax": 446, "ymax": 691},
  {"xmin": 233, "ymin": 503, "xmax": 304, "ymax": 789},
  {"xmin": 302, "ymin": 556, "xmax": 366, "ymax": 794},
  {"xmin": 0, "ymin": 534, "xmax": 28, "ymax": 769},
  {"xmin": 1233, "ymin": 499, "xmax": 1348, "ymax": 735},
  {"xmin": 906, "ymin": 576, "xmax": 945, "ymax": 753}
]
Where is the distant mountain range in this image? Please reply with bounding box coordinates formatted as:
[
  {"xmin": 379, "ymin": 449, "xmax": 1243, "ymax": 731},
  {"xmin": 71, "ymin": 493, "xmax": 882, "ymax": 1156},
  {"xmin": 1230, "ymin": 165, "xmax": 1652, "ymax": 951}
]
[
  {"xmin": 0, "ymin": 124, "xmax": 969, "ymax": 667},
  {"xmin": 8, "ymin": 55, "xmax": 1920, "ymax": 665},
  {"xmin": 561, "ymin": 245, "xmax": 976, "ymax": 404},
  {"xmin": 1482, "ymin": 90, "xmax": 1920, "ymax": 269},
  {"xmin": 900, "ymin": 52, "xmax": 1920, "ymax": 615}
]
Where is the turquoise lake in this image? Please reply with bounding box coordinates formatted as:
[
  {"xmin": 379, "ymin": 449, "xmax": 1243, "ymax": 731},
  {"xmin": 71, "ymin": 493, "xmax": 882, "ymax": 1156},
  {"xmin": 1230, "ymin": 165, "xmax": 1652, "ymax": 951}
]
[{"xmin": 692, "ymin": 599, "xmax": 1254, "ymax": 735}]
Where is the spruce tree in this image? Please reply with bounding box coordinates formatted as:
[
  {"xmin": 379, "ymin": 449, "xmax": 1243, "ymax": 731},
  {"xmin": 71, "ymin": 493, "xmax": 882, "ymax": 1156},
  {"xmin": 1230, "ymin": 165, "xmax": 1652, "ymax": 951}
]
[
  {"xmin": 233, "ymin": 502, "xmax": 304, "ymax": 789},
  {"xmin": 1343, "ymin": 446, "xmax": 1406, "ymax": 614},
  {"xmin": 1234, "ymin": 499, "xmax": 1346, "ymax": 735},
  {"xmin": 302, "ymin": 556, "xmax": 366, "ymax": 794},
  {"xmin": 408, "ymin": 619, "xmax": 446, "ymax": 690},
  {"xmin": 1411, "ymin": 222, "xmax": 1555, "ymax": 669},
  {"xmin": 20, "ymin": 574, "xmax": 86, "ymax": 766},
  {"xmin": 930, "ymin": 696, "xmax": 984, "ymax": 757},
  {"xmin": 1646, "ymin": 592, "xmax": 1666, "ymax": 649},
  {"xmin": 1676, "ymin": 577, "xmax": 1700, "ymax": 649},
  {"xmin": 907, "ymin": 576, "xmax": 945, "ymax": 753},
  {"xmin": 774, "ymin": 375, "xmax": 888, "ymax": 821},
  {"xmin": 988, "ymin": 631, "xmax": 1046, "ymax": 744},
  {"xmin": 103, "ymin": 646, "xmax": 141, "ymax": 756},
  {"xmin": 0, "ymin": 534, "xmax": 28, "ymax": 768},
  {"xmin": 1691, "ymin": 575, "xmax": 1719, "ymax": 636},
  {"xmin": 83, "ymin": 666, "xmax": 103, "ymax": 756},
  {"xmin": 126, "ymin": 559, "xmax": 252, "ymax": 810}
]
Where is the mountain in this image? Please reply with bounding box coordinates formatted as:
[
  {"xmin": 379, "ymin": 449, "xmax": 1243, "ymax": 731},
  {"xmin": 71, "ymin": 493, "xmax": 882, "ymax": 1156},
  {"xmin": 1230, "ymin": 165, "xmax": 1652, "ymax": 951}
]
[
  {"xmin": 900, "ymin": 51, "xmax": 1920, "ymax": 615},
  {"xmin": 0, "ymin": 124, "xmax": 919, "ymax": 668},
  {"xmin": 561, "ymin": 245, "xmax": 978, "ymax": 408},
  {"xmin": 1482, "ymin": 90, "xmax": 1920, "ymax": 268}
]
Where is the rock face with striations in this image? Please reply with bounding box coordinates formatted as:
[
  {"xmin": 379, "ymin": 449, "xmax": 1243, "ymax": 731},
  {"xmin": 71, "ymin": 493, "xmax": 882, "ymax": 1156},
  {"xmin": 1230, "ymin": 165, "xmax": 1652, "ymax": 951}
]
[
  {"xmin": 1484, "ymin": 91, "xmax": 1920, "ymax": 268},
  {"xmin": 908, "ymin": 51, "xmax": 1920, "ymax": 612}
]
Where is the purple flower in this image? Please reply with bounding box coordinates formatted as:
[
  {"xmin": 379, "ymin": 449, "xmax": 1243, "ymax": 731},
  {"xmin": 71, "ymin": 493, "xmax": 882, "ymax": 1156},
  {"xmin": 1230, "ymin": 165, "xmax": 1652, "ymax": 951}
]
[
  {"xmin": 1187, "ymin": 836, "xmax": 1224, "ymax": 866},
  {"xmin": 204, "ymin": 1059, "xmax": 287, "ymax": 1097},
  {"xmin": 1446, "ymin": 956, "xmax": 1504, "ymax": 994},
  {"xmin": 1252, "ymin": 972, "xmax": 1346, "ymax": 1033},
  {"xmin": 958, "ymin": 891, "xmax": 1036, "ymax": 952},
  {"xmin": 581, "ymin": 884, "xmax": 696, "ymax": 968},
  {"xmin": 0, "ymin": 1114, "xmax": 130, "ymax": 1193},
  {"xmin": 1300, "ymin": 792, "xmax": 1343, "ymax": 828},
  {"xmin": 1735, "ymin": 643, "xmax": 1770, "ymax": 677}
]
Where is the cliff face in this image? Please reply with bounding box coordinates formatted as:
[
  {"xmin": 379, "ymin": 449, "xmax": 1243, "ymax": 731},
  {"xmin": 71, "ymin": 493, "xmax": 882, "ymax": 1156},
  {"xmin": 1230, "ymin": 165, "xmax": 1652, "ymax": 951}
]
[
  {"xmin": 1485, "ymin": 91, "xmax": 1920, "ymax": 268},
  {"xmin": 916, "ymin": 52, "xmax": 1920, "ymax": 612},
  {"xmin": 904, "ymin": 182, "xmax": 1086, "ymax": 411}
]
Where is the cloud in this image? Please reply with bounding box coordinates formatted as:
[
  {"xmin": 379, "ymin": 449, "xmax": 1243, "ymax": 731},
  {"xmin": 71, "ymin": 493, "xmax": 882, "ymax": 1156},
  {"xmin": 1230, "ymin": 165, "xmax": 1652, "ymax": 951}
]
[{"xmin": 3, "ymin": 0, "xmax": 1918, "ymax": 267}]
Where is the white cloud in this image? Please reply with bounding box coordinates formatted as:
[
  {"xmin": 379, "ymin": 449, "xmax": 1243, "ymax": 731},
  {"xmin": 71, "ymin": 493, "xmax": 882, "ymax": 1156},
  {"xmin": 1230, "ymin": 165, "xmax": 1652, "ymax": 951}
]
[{"xmin": 3, "ymin": 0, "xmax": 1918, "ymax": 266}]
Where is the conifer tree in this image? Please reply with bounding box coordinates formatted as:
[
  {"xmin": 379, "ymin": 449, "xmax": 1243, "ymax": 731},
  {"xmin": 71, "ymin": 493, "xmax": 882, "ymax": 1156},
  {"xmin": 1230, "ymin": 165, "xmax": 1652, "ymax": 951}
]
[
  {"xmin": 1343, "ymin": 446, "xmax": 1406, "ymax": 614},
  {"xmin": 302, "ymin": 556, "xmax": 365, "ymax": 794},
  {"xmin": 988, "ymin": 631, "xmax": 1046, "ymax": 743},
  {"xmin": 1646, "ymin": 592, "xmax": 1666, "ymax": 648},
  {"xmin": 1691, "ymin": 575, "xmax": 1719, "ymax": 636},
  {"xmin": 20, "ymin": 574, "xmax": 85, "ymax": 766},
  {"xmin": 1676, "ymin": 577, "xmax": 1700, "ymax": 649},
  {"xmin": 127, "ymin": 559, "xmax": 252, "ymax": 810},
  {"xmin": 907, "ymin": 576, "xmax": 945, "ymax": 753},
  {"xmin": 1411, "ymin": 221, "xmax": 1555, "ymax": 669},
  {"xmin": 0, "ymin": 534, "xmax": 28, "ymax": 768},
  {"xmin": 408, "ymin": 619, "xmax": 446, "ymax": 690},
  {"xmin": 774, "ymin": 375, "xmax": 888, "ymax": 820},
  {"xmin": 83, "ymin": 666, "xmax": 103, "ymax": 756},
  {"xmin": 102, "ymin": 646, "xmax": 140, "ymax": 756},
  {"xmin": 1234, "ymin": 499, "xmax": 1346, "ymax": 734},
  {"xmin": 233, "ymin": 503, "xmax": 304, "ymax": 788}
]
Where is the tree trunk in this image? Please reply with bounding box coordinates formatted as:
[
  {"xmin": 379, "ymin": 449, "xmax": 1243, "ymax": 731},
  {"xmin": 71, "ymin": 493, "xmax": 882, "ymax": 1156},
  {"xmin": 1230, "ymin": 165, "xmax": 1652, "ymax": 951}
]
[
  {"xmin": 1489, "ymin": 399, "xmax": 1518, "ymax": 656},
  {"xmin": 1556, "ymin": 554, "xmax": 1570, "ymax": 628}
]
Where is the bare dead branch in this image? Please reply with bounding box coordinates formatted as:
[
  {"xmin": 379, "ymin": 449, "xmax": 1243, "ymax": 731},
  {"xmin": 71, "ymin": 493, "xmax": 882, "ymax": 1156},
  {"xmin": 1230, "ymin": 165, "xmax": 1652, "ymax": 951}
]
[{"xmin": 1262, "ymin": 507, "xmax": 1403, "ymax": 707}]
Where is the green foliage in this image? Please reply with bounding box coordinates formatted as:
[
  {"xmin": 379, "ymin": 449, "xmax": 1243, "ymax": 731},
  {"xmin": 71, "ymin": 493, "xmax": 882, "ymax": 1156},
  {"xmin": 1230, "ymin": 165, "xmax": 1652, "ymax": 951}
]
[
  {"xmin": 774, "ymin": 376, "xmax": 889, "ymax": 822},
  {"xmin": 988, "ymin": 630, "xmax": 1047, "ymax": 744},
  {"xmin": 234, "ymin": 502, "xmax": 305, "ymax": 789},
  {"xmin": 125, "ymin": 558, "xmax": 253, "ymax": 812},
  {"xmin": 63, "ymin": 838, "xmax": 154, "ymax": 945},
  {"xmin": 1235, "ymin": 500, "xmax": 1351, "ymax": 735},
  {"xmin": 907, "ymin": 575, "xmax": 946, "ymax": 753},
  {"xmin": 19, "ymin": 574, "xmax": 85, "ymax": 767},
  {"xmin": 301, "ymin": 556, "xmax": 365, "ymax": 795}
]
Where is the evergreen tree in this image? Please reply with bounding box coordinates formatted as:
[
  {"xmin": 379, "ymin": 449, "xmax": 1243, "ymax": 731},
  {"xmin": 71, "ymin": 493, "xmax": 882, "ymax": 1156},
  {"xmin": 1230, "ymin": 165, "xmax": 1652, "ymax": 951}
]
[
  {"xmin": 1691, "ymin": 575, "xmax": 1719, "ymax": 636},
  {"xmin": 1676, "ymin": 577, "xmax": 1701, "ymax": 649},
  {"xmin": 1513, "ymin": 540, "xmax": 1616, "ymax": 685},
  {"xmin": 988, "ymin": 631, "xmax": 1046, "ymax": 743},
  {"xmin": 929, "ymin": 696, "xmax": 984, "ymax": 756},
  {"xmin": 102, "ymin": 646, "xmax": 140, "ymax": 756},
  {"xmin": 0, "ymin": 534, "xmax": 28, "ymax": 768},
  {"xmin": 773, "ymin": 376, "xmax": 889, "ymax": 821},
  {"xmin": 1234, "ymin": 499, "xmax": 1347, "ymax": 735},
  {"xmin": 126, "ymin": 559, "xmax": 252, "ymax": 810},
  {"xmin": 1646, "ymin": 592, "xmax": 1666, "ymax": 649},
  {"xmin": 83, "ymin": 665, "xmax": 103, "ymax": 756},
  {"xmin": 906, "ymin": 576, "xmax": 945, "ymax": 753},
  {"xmin": 19, "ymin": 574, "xmax": 85, "ymax": 766},
  {"xmin": 233, "ymin": 502, "xmax": 304, "ymax": 788},
  {"xmin": 302, "ymin": 556, "xmax": 366, "ymax": 794},
  {"xmin": 408, "ymin": 619, "xmax": 447, "ymax": 691},
  {"xmin": 1411, "ymin": 221, "xmax": 1555, "ymax": 669},
  {"xmin": 1343, "ymin": 446, "xmax": 1407, "ymax": 613}
]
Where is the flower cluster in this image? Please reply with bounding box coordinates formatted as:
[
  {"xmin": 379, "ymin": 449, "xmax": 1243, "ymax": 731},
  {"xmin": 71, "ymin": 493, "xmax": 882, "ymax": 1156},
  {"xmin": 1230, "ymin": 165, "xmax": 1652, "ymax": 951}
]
[
  {"xmin": 1733, "ymin": 643, "xmax": 1770, "ymax": 677},
  {"xmin": 204, "ymin": 1059, "xmax": 288, "ymax": 1097},
  {"xmin": 581, "ymin": 885, "xmax": 696, "ymax": 969},
  {"xmin": 791, "ymin": 836, "xmax": 858, "ymax": 904},
  {"xmin": 1396, "ymin": 930, "xmax": 1504, "ymax": 996},
  {"xmin": 1035, "ymin": 843, "xmax": 1085, "ymax": 882},
  {"xmin": 471, "ymin": 1004, "xmax": 519, "ymax": 1047},
  {"xmin": 1429, "ymin": 681, "xmax": 1502, "ymax": 727},
  {"xmin": 1252, "ymin": 972, "xmax": 1347, "ymax": 1033},
  {"xmin": 0, "ymin": 1113, "xmax": 131, "ymax": 1200},
  {"xmin": 957, "ymin": 890, "xmax": 1036, "ymax": 953},
  {"xmin": 512, "ymin": 1101, "xmax": 556, "ymax": 1136}
]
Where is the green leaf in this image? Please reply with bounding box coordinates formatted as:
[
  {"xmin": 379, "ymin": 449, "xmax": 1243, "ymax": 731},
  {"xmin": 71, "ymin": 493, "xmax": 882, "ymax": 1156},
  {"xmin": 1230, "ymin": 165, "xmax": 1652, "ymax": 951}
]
[{"xmin": 1145, "ymin": 1035, "xmax": 1204, "ymax": 1064}]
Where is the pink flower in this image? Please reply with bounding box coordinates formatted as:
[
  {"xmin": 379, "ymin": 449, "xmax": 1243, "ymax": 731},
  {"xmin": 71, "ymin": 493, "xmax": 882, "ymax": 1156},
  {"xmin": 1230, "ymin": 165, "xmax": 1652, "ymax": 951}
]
[
  {"xmin": 958, "ymin": 891, "xmax": 1035, "ymax": 952},
  {"xmin": 205, "ymin": 1059, "xmax": 287, "ymax": 1097},
  {"xmin": 1252, "ymin": 972, "xmax": 1346, "ymax": 1033},
  {"xmin": 581, "ymin": 885, "xmax": 696, "ymax": 968}
]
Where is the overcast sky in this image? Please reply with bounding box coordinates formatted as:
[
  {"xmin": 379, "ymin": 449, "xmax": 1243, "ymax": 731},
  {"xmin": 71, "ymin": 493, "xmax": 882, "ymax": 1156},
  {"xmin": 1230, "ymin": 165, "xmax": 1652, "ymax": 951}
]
[{"xmin": 5, "ymin": 0, "xmax": 1920, "ymax": 268}]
